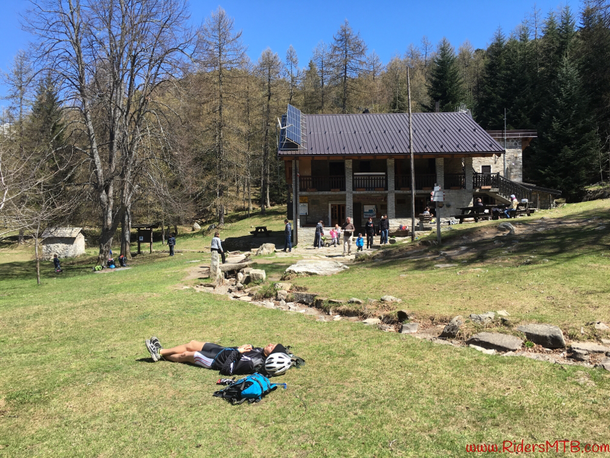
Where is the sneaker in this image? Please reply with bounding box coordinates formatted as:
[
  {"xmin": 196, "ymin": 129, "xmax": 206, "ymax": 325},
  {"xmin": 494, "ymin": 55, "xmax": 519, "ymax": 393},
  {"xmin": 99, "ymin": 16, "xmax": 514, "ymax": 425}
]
[
  {"xmin": 150, "ymin": 336, "xmax": 163, "ymax": 351},
  {"xmin": 145, "ymin": 339, "xmax": 160, "ymax": 362}
]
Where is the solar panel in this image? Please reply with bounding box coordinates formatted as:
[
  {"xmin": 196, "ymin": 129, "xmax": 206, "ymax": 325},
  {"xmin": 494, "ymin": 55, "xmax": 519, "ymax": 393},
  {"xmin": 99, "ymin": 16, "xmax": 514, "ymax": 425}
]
[{"xmin": 286, "ymin": 104, "xmax": 302, "ymax": 146}]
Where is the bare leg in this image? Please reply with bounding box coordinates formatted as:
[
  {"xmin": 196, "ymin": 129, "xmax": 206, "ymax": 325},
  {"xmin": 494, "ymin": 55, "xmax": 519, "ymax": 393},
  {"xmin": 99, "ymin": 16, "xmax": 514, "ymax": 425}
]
[{"xmin": 160, "ymin": 340, "xmax": 206, "ymax": 361}]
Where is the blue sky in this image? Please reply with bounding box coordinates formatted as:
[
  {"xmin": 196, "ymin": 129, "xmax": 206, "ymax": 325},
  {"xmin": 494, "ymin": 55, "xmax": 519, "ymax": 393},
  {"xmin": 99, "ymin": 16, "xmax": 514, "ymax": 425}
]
[{"xmin": 0, "ymin": 0, "xmax": 571, "ymax": 109}]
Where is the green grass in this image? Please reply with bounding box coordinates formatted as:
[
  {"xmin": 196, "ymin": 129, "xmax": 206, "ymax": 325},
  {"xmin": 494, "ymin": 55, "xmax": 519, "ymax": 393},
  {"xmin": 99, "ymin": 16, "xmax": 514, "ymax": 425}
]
[{"xmin": 1, "ymin": 202, "xmax": 610, "ymax": 457}]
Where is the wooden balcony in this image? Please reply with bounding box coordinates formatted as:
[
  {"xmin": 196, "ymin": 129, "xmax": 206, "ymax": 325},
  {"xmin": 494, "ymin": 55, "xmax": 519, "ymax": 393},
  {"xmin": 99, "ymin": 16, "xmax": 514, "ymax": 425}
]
[
  {"xmin": 395, "ymin": 174, "xmax": 436, "ymax": 190},
  {"xmin": 299, "ymin": 175, "xmax": 345, "ymax": 192},
  {"xmin": 353, "ymin": 172, "xmax": 386, "ymax": 191}
]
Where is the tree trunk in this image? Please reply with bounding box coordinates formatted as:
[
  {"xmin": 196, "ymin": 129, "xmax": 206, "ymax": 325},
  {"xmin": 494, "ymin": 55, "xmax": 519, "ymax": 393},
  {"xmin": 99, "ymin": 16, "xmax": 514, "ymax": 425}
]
[
  {"xmin": 120, "ymin": 206, "xmax": 132, "ymax": 259},
  {"xmin": 34, "ymin": 225, "xmax": 41, "ymax": 285},
  {"xmin": 18, "ymin": 228, "xmax": 24, "ymax": 245},
  {"xmin": 161, "ymin": 213, "xmax": 166, "ymax": 245}
]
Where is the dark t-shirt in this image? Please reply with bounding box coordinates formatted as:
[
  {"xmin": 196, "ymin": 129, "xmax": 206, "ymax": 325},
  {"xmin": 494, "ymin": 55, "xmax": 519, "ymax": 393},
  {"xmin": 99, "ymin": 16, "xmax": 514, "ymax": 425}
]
[{"xmin": 342, "ymin": 222, "xmax": 355, "ymax": 236}]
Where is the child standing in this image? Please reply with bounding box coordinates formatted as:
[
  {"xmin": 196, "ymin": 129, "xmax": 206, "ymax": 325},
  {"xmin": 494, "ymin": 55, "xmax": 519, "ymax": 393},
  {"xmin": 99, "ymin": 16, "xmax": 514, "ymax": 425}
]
[
  {"xmin": 330, "ymin": 228, "xmax": 338, "ymax": 247},
  {"xmin": 356, "ymin": 233, "xmax": 364, "ymax": 252},
  {"xmin": 53, "ymin": 254, "xmax": 62, "ymax": 272}
]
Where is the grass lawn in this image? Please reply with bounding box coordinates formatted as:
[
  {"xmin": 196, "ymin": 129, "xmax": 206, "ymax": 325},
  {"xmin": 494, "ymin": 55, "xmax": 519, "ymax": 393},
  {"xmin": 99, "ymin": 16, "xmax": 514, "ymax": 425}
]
[{"xmin": 1, "ymin": 201, "xmax": 610, "ymax": 457}]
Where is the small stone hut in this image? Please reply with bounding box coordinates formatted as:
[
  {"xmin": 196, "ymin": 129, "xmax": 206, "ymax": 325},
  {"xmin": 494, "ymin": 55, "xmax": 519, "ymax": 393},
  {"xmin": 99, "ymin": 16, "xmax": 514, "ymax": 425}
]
[{"xmin": 42, "ymin": 227, "xmax": 86, "ymax": 260}]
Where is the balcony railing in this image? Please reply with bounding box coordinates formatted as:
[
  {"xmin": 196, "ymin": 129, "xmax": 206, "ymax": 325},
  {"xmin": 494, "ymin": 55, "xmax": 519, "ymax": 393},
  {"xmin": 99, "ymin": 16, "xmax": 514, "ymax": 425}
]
[
  {"xmin": 445, "ymin": 173, "xmax": 466, "ymax": 189},
  {"xmin": 299, "ymin": 175, "xmax": 345, "ymax": 192},
  {"xmin": 353, "ymin": 173, "xmax": 386, "ymax": 191},
  {"xmin": 395, "ymin": 174, "xmax": 436, "ymax": 190},
  {"xmin": 473, "ymin": 172, "xmax": 500, "ymax": 188}
]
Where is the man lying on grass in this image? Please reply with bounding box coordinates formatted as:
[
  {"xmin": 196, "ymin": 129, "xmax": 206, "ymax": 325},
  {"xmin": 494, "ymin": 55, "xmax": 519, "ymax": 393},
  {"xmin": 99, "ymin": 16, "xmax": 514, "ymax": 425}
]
[{"xmin": 145, "ymin": 337, "xmax": 292, "ymax": 376}]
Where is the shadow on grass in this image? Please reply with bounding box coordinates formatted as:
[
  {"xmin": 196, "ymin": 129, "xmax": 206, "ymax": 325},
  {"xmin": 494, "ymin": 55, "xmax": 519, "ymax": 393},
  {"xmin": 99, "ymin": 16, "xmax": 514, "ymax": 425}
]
[{"xmin": 363, "ymin": 208, "xmax": 610, "ymax": 272}]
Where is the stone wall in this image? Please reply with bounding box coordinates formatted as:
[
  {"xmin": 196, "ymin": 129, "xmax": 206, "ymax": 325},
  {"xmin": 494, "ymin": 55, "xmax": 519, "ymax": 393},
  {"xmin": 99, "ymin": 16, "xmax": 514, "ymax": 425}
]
[
  {"xmin": 42, "ymin": 233, "xmax": 86, "ymax": 260},
  {"xmin": 473, "ymin": 138, "xmax": 522, "ymax": 182}
]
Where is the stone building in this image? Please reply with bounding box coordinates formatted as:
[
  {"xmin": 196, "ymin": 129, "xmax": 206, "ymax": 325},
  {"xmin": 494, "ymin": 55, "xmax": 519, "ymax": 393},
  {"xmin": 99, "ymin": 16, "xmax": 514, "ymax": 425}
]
[
  {"xmin": 277, "ymin": 105, "xmax": 558, "ymax": 243},
  {"xmin": 42, "ymin": 227, "xmax": 86, "ymax": 260}
]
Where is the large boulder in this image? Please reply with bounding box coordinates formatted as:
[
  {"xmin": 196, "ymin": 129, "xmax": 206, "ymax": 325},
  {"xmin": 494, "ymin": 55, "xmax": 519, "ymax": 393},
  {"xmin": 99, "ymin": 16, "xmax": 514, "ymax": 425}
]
[
  {"xmin": 192, "ymin": 222, "xmax": 201, "ymax": 231},
  {"xmin": 255, "ymin": 243, "xmax": 276, "ymax": 256},
  {"xmin": 516, "ymin": 324, "xmax": 566, "ymax": 349},
  {"xmin": 466, "ymin": 332, "xmax": 523, "ymax": 352},
  {"xmin": 285, "ymin": 260, "xmax": 348, "ymax": 276}
]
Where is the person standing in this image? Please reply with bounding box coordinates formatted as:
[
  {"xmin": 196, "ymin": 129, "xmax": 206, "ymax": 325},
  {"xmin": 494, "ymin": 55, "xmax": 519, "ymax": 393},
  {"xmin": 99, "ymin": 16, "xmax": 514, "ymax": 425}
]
[
  {"xmin": 314, "ymin": 220, "xmax": 324, "ymax": 248},
  {"xmin": 356, "ymin": 233, "xmax": 364, "ymax": 251},
  {"xmin": 211, "ymin": 231, "xmax": 226, "ymax": 263},
  {"xmin": 365, "ymin": 217, "xmax": 375, "ymax": 249},
  {"xmin": 341, "ymin": 217, "xmax": 355, "ymax": 255},
  {"xmin": 168, "ymin": 233, "xmax": 176, "ymax": 256},
  {"xmin": 284, "ymin": 219, "xmax": 292, "ymax": 252},
  {"xmin": 379, "ymin": 215, "xmax": 389, "ymax": 245},
  {"xmin": 53, "ymin": 254, "xmax": 62, "ymax": 272}
]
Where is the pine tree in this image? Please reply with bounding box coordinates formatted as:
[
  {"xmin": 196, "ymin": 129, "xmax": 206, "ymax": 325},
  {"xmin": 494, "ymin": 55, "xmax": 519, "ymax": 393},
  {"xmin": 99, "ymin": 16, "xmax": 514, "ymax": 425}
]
[
  {"xmin": 476, "ymin": 29, "xmax": 508, "ymax": 128},
  {"xmin": 425, "ymin": 38, "xmax": 464, "ymax": 112},
  {"xmin": 528, "ymin": 57, "xmax": 600, "ymax": 200}
]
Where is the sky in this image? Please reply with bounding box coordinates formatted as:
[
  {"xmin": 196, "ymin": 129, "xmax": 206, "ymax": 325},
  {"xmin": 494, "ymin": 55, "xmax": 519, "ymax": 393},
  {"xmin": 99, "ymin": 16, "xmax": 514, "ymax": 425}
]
[{"xmin": 0, "ymin": 0, "xmax": 572, "ymax": 109}]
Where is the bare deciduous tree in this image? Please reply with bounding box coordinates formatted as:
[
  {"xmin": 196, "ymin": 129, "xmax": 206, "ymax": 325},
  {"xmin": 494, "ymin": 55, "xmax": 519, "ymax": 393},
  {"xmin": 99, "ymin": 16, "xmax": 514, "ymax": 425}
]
[{"xmin": 26, "ymin": 0, "xmax": 195, "ymax": 264}]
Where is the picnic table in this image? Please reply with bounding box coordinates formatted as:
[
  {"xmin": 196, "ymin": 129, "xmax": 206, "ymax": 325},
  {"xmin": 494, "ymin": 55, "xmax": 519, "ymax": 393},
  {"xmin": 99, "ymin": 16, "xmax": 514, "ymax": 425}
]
[
  {"xmin": 493, "ymin": 201, "xmax": 536, "ymax": 219},
  {"xmin": 454, "ymin": 206, "xmax": 494, "ymax": 224},
  {"xmin": 250, "ymin": 226, "xmax": 272, "ymax": 237}
]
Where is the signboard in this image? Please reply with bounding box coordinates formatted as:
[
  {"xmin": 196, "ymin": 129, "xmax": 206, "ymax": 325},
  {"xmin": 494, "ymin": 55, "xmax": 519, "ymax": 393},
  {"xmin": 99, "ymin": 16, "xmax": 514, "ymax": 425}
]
[
  {"xmin": 299, "ymin": 202, "xmax": 309, "ymax": 215},
  {"xmin": 139, "ymin": 236, "xmax": 144, "ymax": 242},
  {"xmin": 431, "ymin": 185, "xmax": 445, "ymax": 202},
  {"xmin": 299, "ymin": 196, "xmax": 308, "ymax": 203},
  {"xmin": 363, "ymin": 205, "xmax": 377, "ymax": 218}
]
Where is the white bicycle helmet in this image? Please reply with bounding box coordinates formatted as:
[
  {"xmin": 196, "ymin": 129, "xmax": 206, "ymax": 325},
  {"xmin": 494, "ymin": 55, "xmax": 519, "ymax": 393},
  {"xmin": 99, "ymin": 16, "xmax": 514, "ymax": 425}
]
[{"xmin": 265, "ymin": 352, "xmax": 292, "ymax": 376}]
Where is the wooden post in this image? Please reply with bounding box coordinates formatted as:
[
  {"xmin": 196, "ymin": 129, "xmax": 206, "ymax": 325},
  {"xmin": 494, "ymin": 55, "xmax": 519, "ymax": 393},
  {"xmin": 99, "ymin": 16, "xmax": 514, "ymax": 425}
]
[{"xmin": 408, "ymin": 66, "xmax": 416, "ymax": 242}]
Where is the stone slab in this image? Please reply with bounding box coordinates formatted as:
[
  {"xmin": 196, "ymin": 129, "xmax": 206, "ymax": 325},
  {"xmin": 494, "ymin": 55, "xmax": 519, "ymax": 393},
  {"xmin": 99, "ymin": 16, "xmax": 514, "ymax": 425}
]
[
  {"xmin": 570, "ymin": 342, "xmax": 610, "ymax": 354},
  {"xmin": 400, "ymin": 323, "xmax": 419, "ymax": 334},
  {"xmin": 517, "ymin": 324, "xmax": 566, "ymax": 349},
  {"xmin": 292, "ymin": 292, "xmax": 318, "ymax": 306},
  {"xmin": 466, "ymin": 332, "xmax": 523, "ymax": 352},
  {"xmin": 285, "ymin": 260, "xmax": 349, "ymax": 276}
]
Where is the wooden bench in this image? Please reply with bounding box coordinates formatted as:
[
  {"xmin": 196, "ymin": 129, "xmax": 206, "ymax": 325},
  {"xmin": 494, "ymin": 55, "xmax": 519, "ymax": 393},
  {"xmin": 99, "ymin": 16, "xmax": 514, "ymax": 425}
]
[
  {"xmin": 250, "ymin": 226, "xmax": 272, "ymax": 237},
  {"xmin": 497, "ymin": 202, "xmax": 536, "ymax": 219}
]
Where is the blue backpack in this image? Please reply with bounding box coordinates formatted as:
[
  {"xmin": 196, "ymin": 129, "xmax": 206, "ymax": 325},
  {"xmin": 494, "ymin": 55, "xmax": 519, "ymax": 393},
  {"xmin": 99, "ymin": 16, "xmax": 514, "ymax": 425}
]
[{"xmin": 213, "ymin": 373, "xmax": 285, "ymax": 405}]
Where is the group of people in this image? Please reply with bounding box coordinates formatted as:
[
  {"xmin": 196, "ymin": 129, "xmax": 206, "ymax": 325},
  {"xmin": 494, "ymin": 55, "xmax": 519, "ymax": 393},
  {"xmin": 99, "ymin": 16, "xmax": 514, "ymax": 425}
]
[
  {"xmin": 311, "ymin": 215, "xmax": 389, "ymax": 253},
  {"xmin": 145, "ymin": 337, "xmax": 293, "ymax": 377}
]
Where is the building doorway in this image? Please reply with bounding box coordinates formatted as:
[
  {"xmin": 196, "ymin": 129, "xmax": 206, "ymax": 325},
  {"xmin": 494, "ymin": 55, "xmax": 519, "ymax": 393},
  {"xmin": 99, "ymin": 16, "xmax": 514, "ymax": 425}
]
[{"xmin": 330, "ymin": 203, "xmax": 346, "ymax": 227}]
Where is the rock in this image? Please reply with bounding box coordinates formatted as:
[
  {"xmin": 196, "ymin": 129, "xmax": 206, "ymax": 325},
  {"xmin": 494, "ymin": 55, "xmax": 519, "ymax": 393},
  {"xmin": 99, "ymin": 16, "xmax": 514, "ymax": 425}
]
[
  {"xmin": 570, "ymin": 342, "xmax": 610, "ymax": 354},
  {"xmin": 596, "ymin": 358, "xmax": 610, "ymax": 371},
  {"xmin": 594, "ymin": 322, "xmax": 609, "ymax": 331},
  {"xmin": 249, "ymin": 269, "xmax": 266, "ymax": 282},
  {"xmin": 317, "ymin": 316, "xmax": 327, "ymax": 322},
  {"xmin": 496, "ymin": 310, "xmax": 510, "ymax": 317},
  {"xmin": 262, "ymin": 301, "xmax": 276, "ymax": 309},
  {"xmin": 469, "ymin": 344, "xmax": 496, "ymax": 355},
  {"xmin": 255, "ymin": 243, "xmax": 276, "ymax": 256},
  {"xmin": 276, "ymin": 290, "xmax": 288, "ymax": 301},
  {"xmin": 210, "ymin": 251, "xmax": 224, "ymax": 286},
  {"xmin": 498, "ymin": 222, "xmax": 515, "ymax": 235},
  {"xmin": 389, "ymin": 238, "xmax": 397, "ymax": 244},
  {"xmin": 192, "ymin": 222, "xmax": 201, "ymax": 231},
  {"xmin": 440, "ymin": 316, "xmax": 463, "ymax": 338},
  {"xmin": 466, "ymin": 332, "xmax": 523, "ymax": 352},
  {"xmin": 237, "ymin": 272, "xmax": 245, "ymax": 283},
  {"xmin": 380, "ymin": 295, "xmax": 402, "ymax": 303},
  {"xmin": 568, "ymin": 349, "xmax": 589, "ymax": 362},
  {"xmin": 400, "ymin": 323, "xmax": 419, "ymax": 334},
  {"xmin": 469, "ymin": 312, "xmax": 495, "ymax": 325},
  {"xmin": 279, "ymin": 299, "xmax": 286, "ymax": 307},
  {"xmin": 333, "ymin": 315, "xmax": 342, "ymax": 321},
  {"xmin": 516, "ymin": 324, "xmax": 566, "ymax": 349},
  {"xmin": 235, "ymin": 282, "xmax": 243, "ymax": 290},
  {"xmin": 348, "ymin": 297, "xmax": 364, "ymax": 304},
  {"xmin": 602, "ymin": 339, "xmax": 610, "ymax": 345},
  {"xmin": 292, "ymin": 292, "xmax": 317, "ymax": 306},
  {"xmin": 362, "ymin": 318, "xmax": 381, "ymax": 326},
  {"xmin": 285, "ymin": 260, "xmax": 349, "ymax": 276},
  {"xmin": 434, "ymin": 264, "xmax": 457, "ymax": 268},
  {"xmin": 328, "ymin": 299, "xmax": 346, "ymax": 304},
  {"xmin": 396, "ymin": 310, "xmax": 410, "ymax": 322},
  {"xmin": 355, "ymin": 252, "xmax": 369, "ymax": 261},
  {"xmin": 313, "ymin": 297, "xmax": 327, "ymax": 308},
  {"xmin": 274, "ymin": 282, "xmax": 292, "ymax": 291},
  {"xmin": 213, "ymin": 284, "xmax": 228, "ymax": 295},
  {"xmin": 238, "ymin": 296, "xmax": 253, "ymax": 302},
  {"xmin": 287, "ymin": 303, "xmax": 299, "ymax": 311}
]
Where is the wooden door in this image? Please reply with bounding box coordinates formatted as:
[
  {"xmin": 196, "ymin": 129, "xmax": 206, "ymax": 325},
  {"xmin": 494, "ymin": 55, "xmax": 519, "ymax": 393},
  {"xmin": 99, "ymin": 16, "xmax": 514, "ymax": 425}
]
[{"xmin": 331, "ymin": 204, "xmax": 346, "ymax": 227}]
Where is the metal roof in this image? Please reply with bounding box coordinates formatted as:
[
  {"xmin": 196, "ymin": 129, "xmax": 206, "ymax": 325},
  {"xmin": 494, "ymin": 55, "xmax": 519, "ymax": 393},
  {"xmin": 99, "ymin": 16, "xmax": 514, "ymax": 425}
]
[
  {"xmin": 278, "ymin": 111, "xmax": 504, "ymax": 157},
  {"xmin": 42, "ymin": 227, "xmax": 83, "ymax": 238}
]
